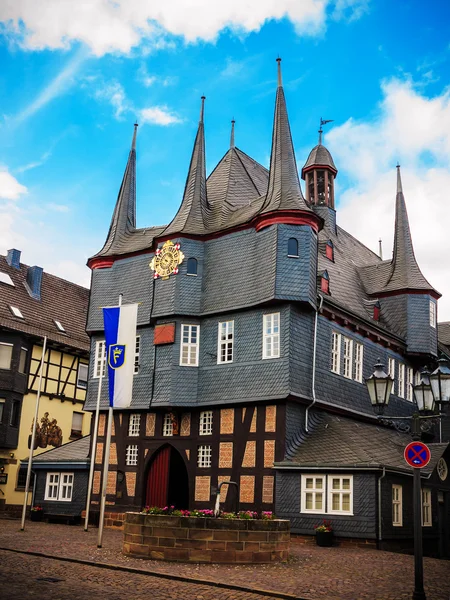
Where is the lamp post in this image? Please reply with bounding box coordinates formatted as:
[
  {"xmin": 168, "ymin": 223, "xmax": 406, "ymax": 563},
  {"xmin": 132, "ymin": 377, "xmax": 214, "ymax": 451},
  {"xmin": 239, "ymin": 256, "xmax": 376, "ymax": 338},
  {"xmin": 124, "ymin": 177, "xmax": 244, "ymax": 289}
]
[{"xmin": 365, "ymin": 359, "xmax": 448, "ymax": 600}]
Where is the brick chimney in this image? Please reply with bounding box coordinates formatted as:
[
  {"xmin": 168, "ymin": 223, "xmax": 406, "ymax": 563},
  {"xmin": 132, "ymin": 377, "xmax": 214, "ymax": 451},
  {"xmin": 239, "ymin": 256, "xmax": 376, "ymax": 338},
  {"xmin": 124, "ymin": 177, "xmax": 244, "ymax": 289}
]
[{"xmin": 6, "ymin": 249, "xmax": 21, "ymax": 269}]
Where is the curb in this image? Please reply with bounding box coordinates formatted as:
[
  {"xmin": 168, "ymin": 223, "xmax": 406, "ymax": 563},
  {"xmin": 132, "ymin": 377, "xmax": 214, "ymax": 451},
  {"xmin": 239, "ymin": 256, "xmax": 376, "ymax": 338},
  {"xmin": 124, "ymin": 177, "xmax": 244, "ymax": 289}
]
[{"xmin": 0, "ymin": 546, "xmax": 307, "ymax": 600}]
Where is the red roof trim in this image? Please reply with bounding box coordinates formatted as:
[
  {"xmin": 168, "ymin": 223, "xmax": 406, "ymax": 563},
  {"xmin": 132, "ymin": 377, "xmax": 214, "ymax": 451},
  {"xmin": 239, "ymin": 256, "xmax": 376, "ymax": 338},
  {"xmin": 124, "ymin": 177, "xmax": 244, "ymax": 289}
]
[
  {"xmin": 375, "ymin": 288, "xmax": 441, "ymax": 300},
  {"xmin": 301, "ymin": 164, "xmax": 338, "ymax": 178}
]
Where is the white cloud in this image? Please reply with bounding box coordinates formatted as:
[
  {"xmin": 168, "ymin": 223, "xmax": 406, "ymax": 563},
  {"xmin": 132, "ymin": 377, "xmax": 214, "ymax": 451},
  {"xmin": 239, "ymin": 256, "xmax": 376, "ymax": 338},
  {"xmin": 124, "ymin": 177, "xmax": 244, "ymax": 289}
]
[
  {"xmin": 16, "ymin": 150, "xmax": 52, "ymax": 173},
  {"xmin": 326, "ymin": 78, "xmax": 450, "ymax": 319},
  {"xmin": 95, "ymin": 80, "xmax": 132, "ymax": 119},
  {"xmin": 0, "ymin": 168, "xmax": 27, "ymax": 200},
  {"xmin": 140, "ymin": 105, "xmax": 182, "ymax": 125},
  {"xmin": 0, "ymin": 0, "xmax": 366, "ymax": 56}
]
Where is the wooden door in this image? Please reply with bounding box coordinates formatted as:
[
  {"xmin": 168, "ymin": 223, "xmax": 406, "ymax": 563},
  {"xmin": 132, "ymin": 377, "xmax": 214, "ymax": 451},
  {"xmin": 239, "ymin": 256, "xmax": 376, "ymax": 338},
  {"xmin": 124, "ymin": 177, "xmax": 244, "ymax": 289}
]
[{"xmin": 146, "ymin": 446, "xmax": 170, "ymax": 507}]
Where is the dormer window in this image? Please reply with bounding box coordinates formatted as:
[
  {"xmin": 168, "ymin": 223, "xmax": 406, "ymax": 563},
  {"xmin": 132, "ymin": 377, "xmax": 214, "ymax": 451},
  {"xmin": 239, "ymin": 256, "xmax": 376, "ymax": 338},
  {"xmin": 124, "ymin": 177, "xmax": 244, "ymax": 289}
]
[
  {"xmin": 186, "ymin": 257, "xmax": 198, "ymax": 276},
  {"xmin": 320, "ymin": 271, "xmax": 330, "ymax": 294},
  {"xmin": 326, "ymin": 241, "xmax": 334, "ymax": 261},
  {"xmin": 373, "ymin": 302, "xmax": 381, "ymax": 322},
  {"xmin": 287, "ymin": 238, "xmax": 299, "ymax": 258},
  {"xmin": 54, "ymin": 320, "xmax": 66, "ymax": 333},
  {"xmin": 10, "ymin": 306, "xmax": 24, "ymax": 318}
]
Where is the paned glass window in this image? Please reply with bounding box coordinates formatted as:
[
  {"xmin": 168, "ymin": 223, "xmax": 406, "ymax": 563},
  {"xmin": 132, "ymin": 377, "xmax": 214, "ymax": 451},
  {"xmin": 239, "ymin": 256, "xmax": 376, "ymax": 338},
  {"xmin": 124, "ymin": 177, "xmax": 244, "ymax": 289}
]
[
  {"xmin": 218, "ymin": 321, "xmax": 234, "ymax": 363},
  {"xmin": 263, "ymin": 313, "xmax": 280, "ymax": 359},
  {"xmin": 388, "ymin": 358, "xmax": 396, "ymax": 395},
  {"xmin": 197, "ymin": 445, "xmax": 212, "ymax": 468},
  {"xmin": 162, "ymin": 413, "xmax": 173, "ymax": 437},
  {"xmin": 422, "ymin": 488, "xmax": 432, "ymax": 526},
  {"xmin": 199, "ymin": 411, "xmax": 213, "ymax": 436},
  {"xmin": 134, "ymin": 336, "xmax": 141, "ymax": 374},
  {"xmin": 287, "ymin": 238, "xmax": 299, "ymax": 257},
  {"xmin": 398, "ymin": 364, "xmax": 405, "ymax": 398},
  {"xmin": 128, "ymin": 414, "xmax": 141, "ymax": 436},
  {"xmin": 331, "ymin": 332, "xmax": 341, "ymax": 374},
  {"xmin": 180, "ymin": 325, "xmax": 199, "ymax": 366},
  {"xmin": 60, "ymin": 473, "xmax": 74, "ymax": 500},
  {"xmin": 77, "ymin": 363, "xmax": 88, "ymax": 389},
  {"xmin": 45, "ymin": 473, "xmax": 60, "ymax": 500},
  {"xmin": 392, "ymin": 484, "xmax": 402, "ymax": 526},
  {"xmin": 328, "ymin": 476, "xmax": 353, "ymax": 514},
  {"xmin": 187, "ymin": 257, "xmax": 198, "ymax": 275},
  {"xmin": 430, "ymin": 301, "xmax": 436, "ymax": 328},
  {"xmin": 354, "ymin": 343, "xmax": 363, "ymax": 383},
  {"xmin": 343, "ymin": 337, "xmax": 353, "ymax": 379},
  {"xmin": 16, "ymin": 466, "xmax": 35, "ymax": 490},
  {"xmin": 0, "ymin": 343, "xmax": 13, "ymax": 370},
  {"xmin": 44, "ymin": 473, "xmax": 73, "ymax": 501},
  {"xmin": 125, "ymin": 445, "xmax": 138, "ymax": 466},
  {"xmin": 301, "ymin": 475, "xmax": 325, "ymax": 513},
  {"xmin": 406, "ymin": 367, "xmax": 414, "ymax": 402},
  {"xmin": 19, "ymin": 347, "xmax": 28, "ymax": 373},
  {"xmin": 94, "ymin": 341, "xmax": 106, "ymax": 378}
]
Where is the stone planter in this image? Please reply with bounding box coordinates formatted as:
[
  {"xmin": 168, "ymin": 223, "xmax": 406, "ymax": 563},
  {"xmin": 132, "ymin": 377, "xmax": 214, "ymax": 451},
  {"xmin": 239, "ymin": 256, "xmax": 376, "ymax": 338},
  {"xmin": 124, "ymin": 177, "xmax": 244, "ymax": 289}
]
[
  {"xmin": 30, "ymin": 511, "xmax": 43, "ymax": 522},
  {"xmin": 315, "ymin": 531, "xmax": 334, "ymax": 547},
  {"xmin": 123, "ymin": 512, "xmax": 290, "ymax": 563}
]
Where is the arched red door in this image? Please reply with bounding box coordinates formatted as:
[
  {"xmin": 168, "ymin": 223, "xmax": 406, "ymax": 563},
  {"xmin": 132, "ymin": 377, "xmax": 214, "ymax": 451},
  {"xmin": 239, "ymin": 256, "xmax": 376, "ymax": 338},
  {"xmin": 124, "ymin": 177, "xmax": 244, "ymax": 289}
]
[{"xmin": 146, "ymin": 445, "xmax": 189, "ymax": 509}]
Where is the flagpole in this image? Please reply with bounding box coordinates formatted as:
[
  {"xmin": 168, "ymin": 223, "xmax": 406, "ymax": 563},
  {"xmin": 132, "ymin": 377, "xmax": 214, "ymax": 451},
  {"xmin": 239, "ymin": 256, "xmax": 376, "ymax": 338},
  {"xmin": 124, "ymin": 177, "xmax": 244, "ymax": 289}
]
[
  {"xmin": 20, "ymin": 336, "xmax": 47, "ymax": 531},
  {"xmin": 84, "ymin": 362, "xmax": 104, "ymax": 531},
  {"xmin": 97, "ymin": 294, "xmax": 122, "ymax": 548}
]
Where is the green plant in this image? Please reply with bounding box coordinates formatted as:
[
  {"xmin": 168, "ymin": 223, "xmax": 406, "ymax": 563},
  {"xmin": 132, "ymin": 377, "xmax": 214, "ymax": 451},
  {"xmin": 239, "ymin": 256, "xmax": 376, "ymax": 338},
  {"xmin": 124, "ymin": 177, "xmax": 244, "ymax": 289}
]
[
  {"xmin": 30, "ymin": 505, "xmax": 43, "ymax": 512},
  {"xmin": 314, "ymin": 519, "xmax": 333, "ymax": 533}
]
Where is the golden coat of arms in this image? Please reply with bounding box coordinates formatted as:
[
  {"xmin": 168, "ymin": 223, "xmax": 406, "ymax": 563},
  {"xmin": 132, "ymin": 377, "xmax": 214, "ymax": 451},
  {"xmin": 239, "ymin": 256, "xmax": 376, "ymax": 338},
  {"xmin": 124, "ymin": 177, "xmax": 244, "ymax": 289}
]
[{"xmin": 150, "ymin": 240, "xmax": 184, "ymax": 280}]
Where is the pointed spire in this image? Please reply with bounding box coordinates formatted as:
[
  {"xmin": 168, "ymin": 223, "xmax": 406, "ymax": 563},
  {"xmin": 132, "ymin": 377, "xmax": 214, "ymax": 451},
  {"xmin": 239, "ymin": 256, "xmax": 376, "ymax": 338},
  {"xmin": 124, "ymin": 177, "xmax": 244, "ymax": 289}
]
[
  {"xmin": 318, "ymin": 126, "xmax": 323, "ymax": 145},
  {"xmin": 230, "ymin": 119, "xmax": 235, "ymax": 149},
  {"xmin": 95, "ymin": 124, "xmax": 137, "ymax": 256},
  {"xmin": 396, "ymin": 163, "xmax": 402, "ymax": 193},
  {"xmin": 261, "ymin": 58, "xmax": 312, "ymax": 214},
  {"xmin": 164, "ymin": 96, "xmax": 210, "ymax": 236}
]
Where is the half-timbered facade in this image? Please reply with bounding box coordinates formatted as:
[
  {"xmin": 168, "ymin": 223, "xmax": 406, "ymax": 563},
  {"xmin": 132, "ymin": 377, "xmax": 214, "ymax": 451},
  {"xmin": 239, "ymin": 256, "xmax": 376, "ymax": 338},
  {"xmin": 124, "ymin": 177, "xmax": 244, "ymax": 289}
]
[
  {"xmin": 85, "ymin": 59, "xmax": 450, "ymax": 555},
  {"xmin": 0, "ymin": 250, "xmax": 91, "ymax": 513}
]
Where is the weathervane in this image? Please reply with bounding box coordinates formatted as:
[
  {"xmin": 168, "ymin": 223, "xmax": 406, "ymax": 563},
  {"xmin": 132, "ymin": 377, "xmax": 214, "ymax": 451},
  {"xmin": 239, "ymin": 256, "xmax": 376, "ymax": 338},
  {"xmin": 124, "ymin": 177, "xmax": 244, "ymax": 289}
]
[{"xmin": 319, "ymin": 117, "xmax": 333, "ymax": 144}]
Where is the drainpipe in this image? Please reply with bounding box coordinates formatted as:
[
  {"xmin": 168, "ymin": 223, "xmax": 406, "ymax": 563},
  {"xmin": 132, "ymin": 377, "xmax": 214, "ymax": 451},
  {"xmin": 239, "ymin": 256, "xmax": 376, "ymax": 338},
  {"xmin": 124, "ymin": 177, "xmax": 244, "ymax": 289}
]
[
  {"xmin": 305, "ymin": 294, "xmax": 324, "ymax": 432},
  {"xmin": 378, "ymin": 467, "xmax": 386, "ymax": 543}
]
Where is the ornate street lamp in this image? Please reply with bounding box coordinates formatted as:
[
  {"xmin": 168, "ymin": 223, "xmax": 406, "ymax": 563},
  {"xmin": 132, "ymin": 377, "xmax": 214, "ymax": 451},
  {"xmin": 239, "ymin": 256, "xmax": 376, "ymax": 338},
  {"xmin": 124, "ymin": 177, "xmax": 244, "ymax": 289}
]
[
  {"xmin": 430, "ymin": 358, "xmax": 450, "ymax": 408},
  {"xmin": 412, "ymin": 370, "xmax": 435, "ymax": 414},
  {"xmin": 365, "ymin": 360, "xmax": 393, "ymax": 415}
]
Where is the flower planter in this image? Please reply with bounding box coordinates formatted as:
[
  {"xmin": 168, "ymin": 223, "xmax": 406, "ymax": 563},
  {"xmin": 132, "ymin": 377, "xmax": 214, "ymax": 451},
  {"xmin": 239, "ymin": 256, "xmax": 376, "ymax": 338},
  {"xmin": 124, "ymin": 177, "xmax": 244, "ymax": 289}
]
[
  {"xmin": 315, "ymin": 531, "xmax": 334, "ymax": 547},
  {"xmin": 30, "ymin": 511, "xmax": 43, "ymax": 522}
]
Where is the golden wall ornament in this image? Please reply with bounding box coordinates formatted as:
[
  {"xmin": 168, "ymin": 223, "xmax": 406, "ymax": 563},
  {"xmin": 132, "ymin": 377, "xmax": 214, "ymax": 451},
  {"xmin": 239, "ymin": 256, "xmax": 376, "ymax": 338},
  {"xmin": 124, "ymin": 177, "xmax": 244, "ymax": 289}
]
[{"xmin": 150, "ymin": 240, "xmax": 184, "ymax": 280}]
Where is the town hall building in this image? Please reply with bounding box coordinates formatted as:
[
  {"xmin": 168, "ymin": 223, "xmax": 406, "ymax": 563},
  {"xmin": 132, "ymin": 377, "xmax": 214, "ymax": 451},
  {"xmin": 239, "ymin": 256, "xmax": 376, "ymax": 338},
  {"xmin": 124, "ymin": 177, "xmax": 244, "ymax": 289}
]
[{"xmin": 84, "ymin": 59, "xmax": 450, "ymax": 556}]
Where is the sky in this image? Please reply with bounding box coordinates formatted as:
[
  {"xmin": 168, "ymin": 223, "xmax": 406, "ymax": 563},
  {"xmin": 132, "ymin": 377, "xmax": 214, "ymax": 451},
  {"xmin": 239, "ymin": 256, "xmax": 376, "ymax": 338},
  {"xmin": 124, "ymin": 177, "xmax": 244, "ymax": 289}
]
[{"xmin": 0, "ymin": 1, "xmax": 450, "ymax": 317}]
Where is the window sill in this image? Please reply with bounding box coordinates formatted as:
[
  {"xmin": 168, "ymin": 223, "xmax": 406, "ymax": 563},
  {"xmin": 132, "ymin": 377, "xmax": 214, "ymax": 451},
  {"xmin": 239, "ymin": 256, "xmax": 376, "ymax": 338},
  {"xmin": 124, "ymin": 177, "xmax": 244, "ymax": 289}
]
[
  {"xmin": 186, "ymin": 273, "xmax": 198, "ymax": 277},
  {"xmin": 287, "ymin": 255, "xmax": 299, "ymax": 259}
]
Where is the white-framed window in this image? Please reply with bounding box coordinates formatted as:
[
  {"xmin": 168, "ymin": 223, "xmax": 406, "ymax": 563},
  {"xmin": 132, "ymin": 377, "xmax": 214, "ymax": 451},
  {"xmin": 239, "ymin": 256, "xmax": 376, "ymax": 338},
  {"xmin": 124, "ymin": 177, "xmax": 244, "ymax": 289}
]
[
  {"xmin": 430, "ymin": 300, "xmax": 436, "ymax": 328},
  {"xmin": 328, "ymin": 475, "xmax": 353, "ymax": 514},
  {"xmin": 398, "ymin": 363, "xmax": 405, "ymax": 398},
  {"xmin": 301, "ymin": 475, "xmax": 325, "ymax": 513},
  {"xmin": 388, "ymin": 357, "xmax": 395, "ymax": 395},
  {"xmin": 180, "ymin": 324, "xmax": 199, "ymax": 366},
  {"xmin": 134, "ymin": 336, "xmax": 140, "ymax": 374},
  {"xmin": 162, "ymin": 413, "xmax": 173, "ymax": 437},
  {"xmin": 125, "ymin": 444, "xmax": 138, "ymax": 466},
  {"xmin": 263, "ymin": 313, "xmax": 280, "ymax": 359},
  {"xmin": 406, "ymin": 367, "xmax": 414, "ymax": 402},
  {"xmin": 45, "ymin": 472, "xmax": 74, "ymax": 501},
  {"xmin": 94, "ymin": 341, "xmax": 106, "ymax": 378},
  {"xmin": 422, "ymin": 488, "xmax": 432, "ymax": 526},
  {"xmin": 70, "ymin": 412, "xmax": 83, "ymax": 438},
  {"xmin": 218, "ymin": 321, "xmax": 234, "ymax": 363},
  {"xmin": 10, "ymin": 305, "xmax": 24, "ymax": 318},
  {"xmin": 354, "ymin": 343, "xmax": 363, "ymax": 383},
  {"xmin": 77, "ymin": 363, "xmax": 88, "ymax": 389},
  {"xmin": 331, "ymin": 332, "xmax": 341, "ymax": 374},
  {"xmin": 343, "ymin": 337, "xmax": 353, "ymax": 379},
  {"xmin": 128, "ymin": 414, "xmax": 141, "ymax": 436},
  {"xmin": 0, "ymin": 342, "xmax": 13, "ymax": 370},
  {"xmin": 199, "ymin": 411, "xmax": 213, "ymax": 436},
  {"xmin": 392, "ymin": 484, "xmax": 403, "ymax": 526},
  {"xmin": 19, "ymin": 347, "xmax": 28, "ymax": 374},
  {"xmin": 197, "ymin": 445, "xmax": 212, "ymax": 468}
]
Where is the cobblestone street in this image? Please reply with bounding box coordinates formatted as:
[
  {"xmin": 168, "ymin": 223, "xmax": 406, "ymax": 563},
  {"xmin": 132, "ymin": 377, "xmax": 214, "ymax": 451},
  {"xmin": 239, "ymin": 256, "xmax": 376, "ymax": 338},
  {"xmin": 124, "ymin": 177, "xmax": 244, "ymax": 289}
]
[{"xmin": 0, "ymin": 521, "xmax": 449, "ymax": 599}]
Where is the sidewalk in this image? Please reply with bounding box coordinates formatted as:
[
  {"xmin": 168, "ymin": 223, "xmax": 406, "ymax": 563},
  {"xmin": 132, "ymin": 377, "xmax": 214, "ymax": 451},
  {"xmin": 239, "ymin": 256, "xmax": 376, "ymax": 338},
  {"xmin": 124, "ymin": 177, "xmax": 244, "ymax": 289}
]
[{"xmin": 0, "ymin": 520, "xmax": 448, "ymax": 600}]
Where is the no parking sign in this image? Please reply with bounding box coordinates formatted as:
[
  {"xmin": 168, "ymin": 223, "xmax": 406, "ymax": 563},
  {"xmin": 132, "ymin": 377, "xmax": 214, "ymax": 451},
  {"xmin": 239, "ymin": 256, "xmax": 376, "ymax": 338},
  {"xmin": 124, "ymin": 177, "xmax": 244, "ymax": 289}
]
[{"xmin": 404, "ymin": 442, "xmax": 431, "ymax": 469}]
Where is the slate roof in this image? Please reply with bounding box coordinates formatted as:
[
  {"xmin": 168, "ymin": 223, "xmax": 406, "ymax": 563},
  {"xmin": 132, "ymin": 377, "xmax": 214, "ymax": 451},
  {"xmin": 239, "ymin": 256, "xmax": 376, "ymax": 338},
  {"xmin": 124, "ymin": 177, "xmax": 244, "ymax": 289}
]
[
  {"xmin": 301, "ymin": 143, "xmax": 337, "ymax": 177},
  {"xmin": 438, "ymin": 322, "xmax": 450, "ymax": 347},
  {"xmin": 23, "ymin": 435, "xmax": 91, "ymax": 464},
  {"xmin": 276, "ymin": 412, "xmax": 448, "ymax": 476},
  {"xmin": 0, "ymin": 255, "xmax": 89, "ymax": 352}
]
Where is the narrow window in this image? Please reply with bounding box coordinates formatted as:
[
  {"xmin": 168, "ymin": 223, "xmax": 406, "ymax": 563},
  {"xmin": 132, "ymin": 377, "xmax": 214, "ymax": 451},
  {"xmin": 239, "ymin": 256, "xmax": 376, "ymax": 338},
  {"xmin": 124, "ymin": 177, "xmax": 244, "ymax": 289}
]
[
  {"xmin": 343, "ymin": 337, "xmax": 353, "ymax": 379},
  {"xmin": 218, "ymin": 321, "xmax": 234, "ymax": 363},
  {"xmin": 392, "ymin": 485, "xmax": 403, "ymax": 526},
  {"xmin": 125, "ymin": 445, "xmax": 138, "ymax": 466},
  {"xmin": 354, "ymin": 343, "xmax": 363, "ymax": 383},
  {"xmin": 301, "ymin": 475, "xmax": 325, "ymax": 513},
  {"xmin": 0, "ymin": 398, "xmax": 5, "ymax": 423},
  {"xmin": 19, "ymin": 347, "xmax": 28, "ymax": 374},
  {"xmin": 77, "ymin": 363, "xmax": 88, "ymax": 389},
  {"xmin": 59, "ymin": 473, "xmax": 74, "ymax": 501},
  {"xmin": 263, "ymin": 313, "xmax": 280, "ymax": 359},
  {"xmin": 373, "ymin": 302, "xmax": 380, "ymax": 321},
  {"xmin": 180, "ymin": 324, "xmax": 199, "ymax": 366},
  {"xmin": 197, "ymin": 445, "xmax": 212, "ymax": 468},
  {"xmin": 321, "ymin": 273, "xmax": 330, "ymax": 294},
  {"xmin": 199, "ymin": 411, "xmax": 213, "ymax": 436},
  {"xmin": 10, "ymin": 401, "xmax": 20, "ymax": 427},
  {"xmin": 70, "ymin": 412, "xmax": 83, "ymax": 439},
  {"xmin": 94, "ymin": 341, "xmax": 106, "ymax": 378},
  {"xmin": 16, "ymin": 465, "xmax": 34, "ymax": 490},
  {"xmin": 430, "ymin": 301, "xmax": 436, "ymax": 328},
  {"xmin": 398, "ymin": 364, "xmax": 405, "ymax": 398},
  {"xmin": 388, "ymin": 358, "xmax": 396, "ymax": 395},
  {"xmin": 0, "ymin": 343, "xmax": 13, "ymax": 370},
  {"xmin": 45, "ymin": 473, "xmax": 60, "ymax": 500},
  {"xmin": 325, "ymin": 241, "xmax": 334, "ymax": 261},
  {"xmin": 422, "ymin": 488, "xmax": 432, "ymax": 526},
  {"xmin": 186, "ymin": 257, "xmax": 198, "ymax": 275},
  {"xmin": 134, "ymin": 336, "xmax": 140, "ymax": 374},
  {"xmin": 162, "ymin": 413, "xmax": 173, "ymax": 437},
  {"xmin": 317, "ymin": 170, "xmax": 325, "ymax": 204},
  {"xmin": 328, "ymin": 475, "xmax": 353, "ymax": 514},
  {"xmin": 331, "ymin": 332, "xmax": 341, "ymax": 374},
  {"xmin": 128, "ymin": 414, "xmax": 141, "ymax": 436},
  {"xmin": 406, "ymin": 367, "xmax": 414, "ymax": 402},
  {"xmin": 287, "ymin": 238, "xmax": 299, "ymax": 258},
  {"xmin": 10, "ymin": 306, "xmax": 24, "ymax": 318}
]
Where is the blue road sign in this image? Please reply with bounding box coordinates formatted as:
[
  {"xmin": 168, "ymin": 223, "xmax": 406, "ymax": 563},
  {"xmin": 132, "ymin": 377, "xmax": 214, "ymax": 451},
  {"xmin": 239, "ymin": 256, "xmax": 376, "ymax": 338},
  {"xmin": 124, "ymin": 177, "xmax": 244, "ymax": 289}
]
[{"xmin": 404, "ymin": 441, "xmax": 431, "ymax": 469}]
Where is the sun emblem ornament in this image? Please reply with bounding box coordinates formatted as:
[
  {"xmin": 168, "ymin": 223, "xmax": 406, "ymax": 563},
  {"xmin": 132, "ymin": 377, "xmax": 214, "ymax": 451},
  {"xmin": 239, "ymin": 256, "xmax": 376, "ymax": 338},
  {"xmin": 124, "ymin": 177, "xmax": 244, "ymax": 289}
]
[
  {"xmin": 150, "ymin": 240, "xmax": 185, "ymax": 280},
  {"xmin": 437, "ymin": 457, "xmax": 448, "ymax": 481}
]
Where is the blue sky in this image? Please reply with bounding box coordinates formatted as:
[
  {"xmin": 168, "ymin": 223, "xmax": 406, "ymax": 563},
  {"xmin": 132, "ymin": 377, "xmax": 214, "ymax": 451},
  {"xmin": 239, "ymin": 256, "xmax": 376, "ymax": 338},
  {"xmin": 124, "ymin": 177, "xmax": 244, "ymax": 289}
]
[{"xmin": 1, "ymin": 0, "xmax": 450, "ymax": 316}]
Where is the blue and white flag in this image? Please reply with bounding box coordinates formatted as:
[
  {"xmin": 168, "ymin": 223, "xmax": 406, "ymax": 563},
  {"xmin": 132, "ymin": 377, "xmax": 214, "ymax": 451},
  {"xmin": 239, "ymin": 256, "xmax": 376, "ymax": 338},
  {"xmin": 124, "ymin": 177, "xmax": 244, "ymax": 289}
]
[{"xmin": 103, "ymin": 303, "xmax": 138, "ymax": 408}]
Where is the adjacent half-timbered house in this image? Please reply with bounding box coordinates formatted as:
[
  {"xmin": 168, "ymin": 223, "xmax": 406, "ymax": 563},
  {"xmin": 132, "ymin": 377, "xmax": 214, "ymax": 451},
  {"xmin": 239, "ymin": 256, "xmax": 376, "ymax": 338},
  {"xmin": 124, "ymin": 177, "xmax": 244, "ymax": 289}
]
[{"xmin": 84, "ymin": 59, "xmax": 450, "ymax": 555}]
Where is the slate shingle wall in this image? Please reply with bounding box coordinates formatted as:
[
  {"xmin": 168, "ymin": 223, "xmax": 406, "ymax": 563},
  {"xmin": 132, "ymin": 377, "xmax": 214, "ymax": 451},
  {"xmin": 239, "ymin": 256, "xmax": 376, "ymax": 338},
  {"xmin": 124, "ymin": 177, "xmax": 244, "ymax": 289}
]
[
  {"xmin": 406, "ymin": 294, "xmax": 437, "ymax": 356},
  {"xmin": 289, "ymin": 306, "xmax": 314, "ymax": 398},
  {"xmin": 35, "ymin": 469, "xmax": 89, "ymax": 516}
]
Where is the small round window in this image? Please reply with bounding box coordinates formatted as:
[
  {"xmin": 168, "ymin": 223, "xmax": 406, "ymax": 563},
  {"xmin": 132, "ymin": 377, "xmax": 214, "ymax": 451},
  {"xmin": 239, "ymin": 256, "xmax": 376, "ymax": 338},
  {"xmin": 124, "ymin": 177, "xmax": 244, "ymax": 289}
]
[{"xmin": 437, "ymin": 457, "xmax": 448, "ymax": 481}]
